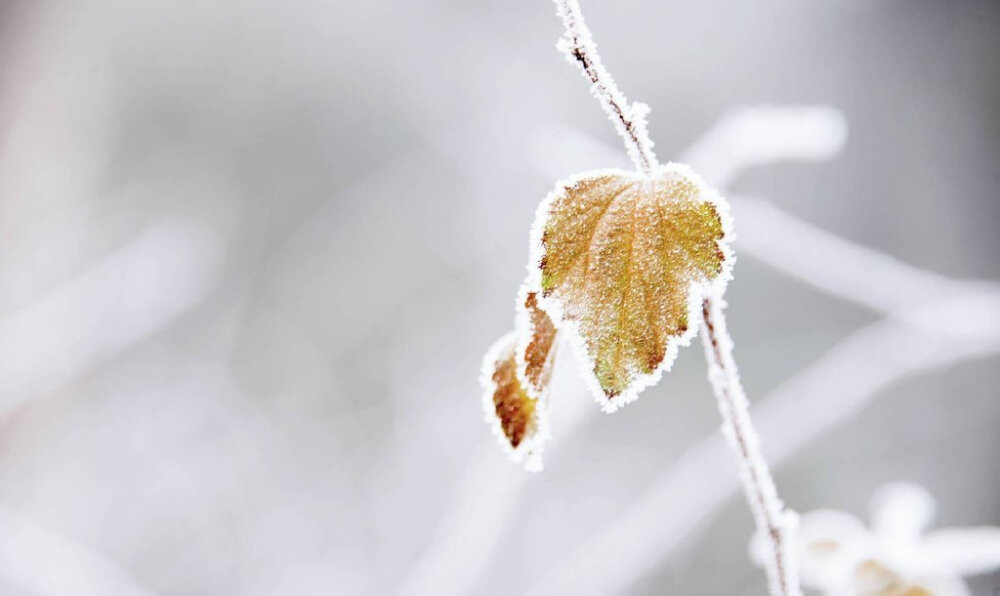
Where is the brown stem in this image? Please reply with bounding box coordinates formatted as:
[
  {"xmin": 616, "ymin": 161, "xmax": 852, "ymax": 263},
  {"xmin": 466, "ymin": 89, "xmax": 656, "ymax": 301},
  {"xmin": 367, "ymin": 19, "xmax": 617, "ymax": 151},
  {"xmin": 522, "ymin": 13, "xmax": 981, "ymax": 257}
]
[
  {"xmin": 554, "ymin": 0, "xmax": 657, "ymax": 174},
  {"xmin": 700, "ymin": 296, "xmax": 800, "ymax": 596}
]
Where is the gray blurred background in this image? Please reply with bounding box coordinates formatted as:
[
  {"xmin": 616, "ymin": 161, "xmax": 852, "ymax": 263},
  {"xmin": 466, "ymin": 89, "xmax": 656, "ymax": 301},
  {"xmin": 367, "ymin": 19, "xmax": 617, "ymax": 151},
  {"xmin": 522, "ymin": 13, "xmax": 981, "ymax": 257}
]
[{"xmin": 0, "ymin": 1, "xmax": 998, "ymax": 594}]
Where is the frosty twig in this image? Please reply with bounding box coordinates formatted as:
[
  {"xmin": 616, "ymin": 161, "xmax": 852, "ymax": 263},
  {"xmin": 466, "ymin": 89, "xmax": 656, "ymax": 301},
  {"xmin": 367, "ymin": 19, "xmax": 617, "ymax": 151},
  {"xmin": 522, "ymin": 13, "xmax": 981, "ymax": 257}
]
[
  {"xmin": 554, "ymin": 0, "xmax": 657, "ymax": 174},
  {"xmin": 551, "ymin": 1, "xmax": 800, "ymax": 594},
  {"xmin": 700, "ymin": 295, "xmax": 800, "ymax": 596}
]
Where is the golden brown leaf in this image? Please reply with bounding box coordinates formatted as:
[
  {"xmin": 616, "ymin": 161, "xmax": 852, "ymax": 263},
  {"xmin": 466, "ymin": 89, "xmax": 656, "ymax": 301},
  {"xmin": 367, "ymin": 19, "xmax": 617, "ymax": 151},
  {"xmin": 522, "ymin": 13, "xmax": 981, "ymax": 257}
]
[
  {"xmin": 530, "ymin": 163, "xmax": 732, "ymax": 407},
  {"xmin": 481, "ymin": 332, "xmax": 547, "ymax": 469},
  {"xmin": 481, "ymin": 288, "xmax": 559, "ymax": 469},
  {"xmin": 491, "ymin": 345, "xmax": 535, "ymax": 448}
]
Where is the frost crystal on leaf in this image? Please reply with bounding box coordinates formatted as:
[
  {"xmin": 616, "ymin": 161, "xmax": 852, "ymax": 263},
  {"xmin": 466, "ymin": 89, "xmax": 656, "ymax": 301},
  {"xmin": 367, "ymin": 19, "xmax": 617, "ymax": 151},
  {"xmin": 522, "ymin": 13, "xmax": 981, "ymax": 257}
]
[{"xmin": 528, "ymin": 163, "xmax": 733, "ymax": 409}]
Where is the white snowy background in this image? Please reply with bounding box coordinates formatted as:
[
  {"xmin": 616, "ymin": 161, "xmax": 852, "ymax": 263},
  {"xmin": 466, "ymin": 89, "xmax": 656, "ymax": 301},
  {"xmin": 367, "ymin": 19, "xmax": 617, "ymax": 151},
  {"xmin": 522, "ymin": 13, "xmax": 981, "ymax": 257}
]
[{"xmin": 0, "ymin": 1, "xmax": 998, "ymax": 595}]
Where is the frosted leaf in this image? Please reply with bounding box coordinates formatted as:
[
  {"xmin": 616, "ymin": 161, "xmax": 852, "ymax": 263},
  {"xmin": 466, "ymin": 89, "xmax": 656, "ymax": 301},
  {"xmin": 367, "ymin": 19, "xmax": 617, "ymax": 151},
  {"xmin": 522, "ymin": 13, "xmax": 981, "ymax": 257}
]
[
  {"xmin": 481, "ymin": 290, "xmax": 558, "ymax": 470},
  {"xmin": 528, "ymin": 163, "xmax": 732, "ymax": 408}
]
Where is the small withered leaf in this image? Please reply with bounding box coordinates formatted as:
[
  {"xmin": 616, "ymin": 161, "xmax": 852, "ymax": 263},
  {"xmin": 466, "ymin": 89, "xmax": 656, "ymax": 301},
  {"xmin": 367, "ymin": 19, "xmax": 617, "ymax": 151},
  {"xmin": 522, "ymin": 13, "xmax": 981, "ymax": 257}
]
[
  {"xmin": 492, "ymin": 346, "xmax": 535, "ymax": 448},
  {"xmin": 481, "ymin": 331, "xmax": 548, "ymax": 470},
  {"xmin": 531, "ymin": 163, "xmax": 732, "ymax": 409},
  {"xmin": 481, "ymin": 289, "xmax": 559, "ymax": 470},
  {"xmin": 516, "ymin": 288, "xmax": 559, "ymax": 401}
]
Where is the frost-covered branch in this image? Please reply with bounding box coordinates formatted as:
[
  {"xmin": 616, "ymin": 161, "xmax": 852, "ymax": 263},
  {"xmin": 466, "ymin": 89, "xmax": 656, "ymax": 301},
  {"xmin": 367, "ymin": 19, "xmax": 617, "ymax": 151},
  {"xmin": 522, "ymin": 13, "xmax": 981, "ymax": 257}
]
[
  {"xmin": 701, "ymin": 295, "xmax": 800, "ymax": 596},
  {"xmin": 554, "ymin": 0, "xmax": 657, "ymax": 173},
  {"xmin": 551, "ymin": 2, "xmax": 798, "ymax": 594}
]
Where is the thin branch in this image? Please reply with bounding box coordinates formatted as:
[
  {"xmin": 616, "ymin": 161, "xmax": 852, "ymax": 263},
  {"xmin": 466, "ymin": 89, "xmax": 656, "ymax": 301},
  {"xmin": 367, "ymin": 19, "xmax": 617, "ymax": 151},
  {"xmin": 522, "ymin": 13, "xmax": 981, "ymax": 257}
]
[
  {"xmin": 554, "ymin": 0, "xmax": 657, "ymax": 174},
  {"xmin": 700, "ymin": 295, "xmax": 800, "ymax": 596},
  {"xmin": 551, "ymin": 1, "xmax": 800, "ymax": 593}
]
